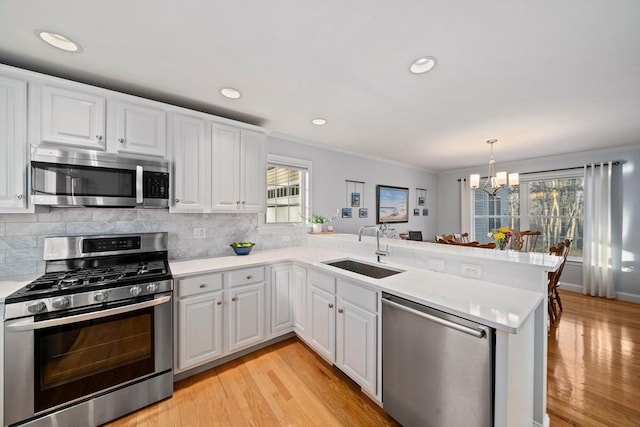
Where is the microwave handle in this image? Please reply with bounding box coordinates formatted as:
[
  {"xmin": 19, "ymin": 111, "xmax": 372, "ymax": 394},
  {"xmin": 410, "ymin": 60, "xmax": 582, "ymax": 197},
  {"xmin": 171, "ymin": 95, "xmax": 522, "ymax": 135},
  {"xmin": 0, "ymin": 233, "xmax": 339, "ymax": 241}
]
[{"xmin": 136, "ymin": 165, "xmax": 143, "ymax": 203}]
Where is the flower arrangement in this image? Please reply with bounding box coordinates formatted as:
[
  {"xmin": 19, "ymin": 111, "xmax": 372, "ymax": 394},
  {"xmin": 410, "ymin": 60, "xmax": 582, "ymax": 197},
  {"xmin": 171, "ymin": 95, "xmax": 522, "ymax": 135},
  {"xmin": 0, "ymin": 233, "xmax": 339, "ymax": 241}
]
[
  {"xmin": 488, "ymin": 227, "xmax": 513, "ymax": 250},
  {"xmin": 307, "ymin": 214, "xmax": 336, "ymax": 224}
]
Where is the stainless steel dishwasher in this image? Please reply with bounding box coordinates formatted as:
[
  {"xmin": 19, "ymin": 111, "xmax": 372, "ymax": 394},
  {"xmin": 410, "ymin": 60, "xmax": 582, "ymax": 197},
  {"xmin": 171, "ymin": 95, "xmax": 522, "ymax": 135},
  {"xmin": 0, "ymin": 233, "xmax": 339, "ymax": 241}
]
[{"xmin": 382, "ymin": 292, "xmax": 495, "ymax": 427}]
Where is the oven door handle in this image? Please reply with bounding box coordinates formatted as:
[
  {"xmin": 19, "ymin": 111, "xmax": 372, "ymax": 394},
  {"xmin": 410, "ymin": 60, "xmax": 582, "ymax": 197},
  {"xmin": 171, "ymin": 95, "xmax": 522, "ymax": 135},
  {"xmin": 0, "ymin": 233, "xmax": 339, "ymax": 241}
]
[{"xmin": 6, "ymin": 295, "xmax": 172, "ymax": 332}]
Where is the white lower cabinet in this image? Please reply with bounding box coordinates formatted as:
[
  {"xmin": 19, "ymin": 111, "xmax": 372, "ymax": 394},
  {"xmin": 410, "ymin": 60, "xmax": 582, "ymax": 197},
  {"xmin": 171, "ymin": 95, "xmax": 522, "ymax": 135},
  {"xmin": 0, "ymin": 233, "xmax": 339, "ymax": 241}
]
[
  {"xmin": 308, "ymin": 270, "xmax": 336, "ymax": 362},
  {"xmin": 292, "ymin": 265, "xmax": 308, "ymax": 338},
  {"xmin": 176, "ymin": 273, "xmax": 224, "ymax": 372},
  {"xmin": 228, "ymin": 282, "xmax": 265, "ymax": 352},
  {"xmin": 270, "ymin": 264, "xmax": 294, "ymax": 335}
]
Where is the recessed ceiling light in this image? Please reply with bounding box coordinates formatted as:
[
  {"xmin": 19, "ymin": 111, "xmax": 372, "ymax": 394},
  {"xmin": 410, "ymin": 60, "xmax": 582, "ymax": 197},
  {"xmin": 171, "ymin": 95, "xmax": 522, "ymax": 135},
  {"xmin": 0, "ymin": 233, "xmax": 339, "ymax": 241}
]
[
  {"xmin": 36, "ymin": 30, "xmax": 82, "ymax": 52},
  {"xmin": 220, "ymin": 87, "xmax": 241, "ymax": 99},
  {"xmin": 410, "ymin": 56, "xmax": 437, "ymax": 74},
  {"xmin": 311, "ymin": 118, "xmax": 327, "ymax": 126}
]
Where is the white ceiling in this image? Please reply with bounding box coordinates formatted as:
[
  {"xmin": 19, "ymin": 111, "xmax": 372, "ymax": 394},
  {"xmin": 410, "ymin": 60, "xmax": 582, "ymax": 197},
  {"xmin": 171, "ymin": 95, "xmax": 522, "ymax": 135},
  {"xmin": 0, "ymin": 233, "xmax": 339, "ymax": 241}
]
[{"xmin": 1, "ymin": 0, "xmax": 638, "ymax": 172}]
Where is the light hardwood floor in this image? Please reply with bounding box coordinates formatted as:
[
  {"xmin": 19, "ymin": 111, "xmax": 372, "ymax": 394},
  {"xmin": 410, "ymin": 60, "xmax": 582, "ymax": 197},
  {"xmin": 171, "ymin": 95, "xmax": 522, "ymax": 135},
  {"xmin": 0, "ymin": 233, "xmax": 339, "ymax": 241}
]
[{"xmin": 106, "ymin": 290, "xmax": 640, "ymax": 426}]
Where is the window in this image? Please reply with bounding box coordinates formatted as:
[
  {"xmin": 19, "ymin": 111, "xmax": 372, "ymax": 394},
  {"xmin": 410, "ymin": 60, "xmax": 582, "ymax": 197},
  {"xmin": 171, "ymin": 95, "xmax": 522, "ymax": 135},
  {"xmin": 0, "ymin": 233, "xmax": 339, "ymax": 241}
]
[
  {"xmin": 265, "ymin": 155, "xmax": 311, "ymax": 225},
  {"xmin": 473, "ymin": 171, "xmax": 584, "ymax": 257}
]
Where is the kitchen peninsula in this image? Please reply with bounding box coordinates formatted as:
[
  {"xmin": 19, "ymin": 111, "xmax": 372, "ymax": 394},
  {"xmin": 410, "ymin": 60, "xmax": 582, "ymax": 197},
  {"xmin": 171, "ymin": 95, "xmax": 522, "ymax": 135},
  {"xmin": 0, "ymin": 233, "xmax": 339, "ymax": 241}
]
[{"xmin": 169, "ymin": 233, "xmax": 560, "ymax": 427}]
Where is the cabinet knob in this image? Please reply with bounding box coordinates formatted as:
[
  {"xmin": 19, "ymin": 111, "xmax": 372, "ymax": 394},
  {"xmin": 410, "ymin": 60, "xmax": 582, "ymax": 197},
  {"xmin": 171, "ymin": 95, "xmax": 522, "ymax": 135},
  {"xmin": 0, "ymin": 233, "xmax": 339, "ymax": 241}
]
[
  {"xmin": 242, "ymin": 201, "xmax": 246, "ymax": 205},
  {"xmin": 118, "ymin": 137, "xmax": 125, "ymax": 144},
  {"xmin": 175, "ymin": 198, "xmax": 181, "ymax": 203},
  {"xmin": 338, "ymin": 308, "xmax": 344, "ymax": 313},
  {"xmin": 236, "ymin": 201, "xmax": 240, "ymax": 205},
  {"xmin": 15, "ymin": 194, "xmax": 23, "ymax": 200},
  {"xmin": 232, "ymin": 296, "xmax": 238, "ymax": 302},
  {"xmin": 328, "ymin": 303, "xmax": 334, "ymax": 309},
  {"xmin": 246, "ymin": 275, "xmax": 253, "ymax": 280},
  {"xmin": 216, "ymin": 301, "xmax": 222, "ymax": 306},
  {"xmin": 199, "ymin": 283, "xmax": 206, "ymax": 288},
  {"xmin": 96, "ymin": 134, "xmax": 103, "ymax": 141}
]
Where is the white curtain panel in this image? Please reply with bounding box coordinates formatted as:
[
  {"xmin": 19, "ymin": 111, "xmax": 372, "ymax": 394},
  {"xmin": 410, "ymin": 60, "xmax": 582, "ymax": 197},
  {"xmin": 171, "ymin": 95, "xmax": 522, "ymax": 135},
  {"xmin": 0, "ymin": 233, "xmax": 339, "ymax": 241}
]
[
  {"xmin": 582, "ymin": 162, "xmax": 615, "ymax": 298},
  {"xmin": 460, "ymin": 178, "xmax": 473, "ymax": 236}
]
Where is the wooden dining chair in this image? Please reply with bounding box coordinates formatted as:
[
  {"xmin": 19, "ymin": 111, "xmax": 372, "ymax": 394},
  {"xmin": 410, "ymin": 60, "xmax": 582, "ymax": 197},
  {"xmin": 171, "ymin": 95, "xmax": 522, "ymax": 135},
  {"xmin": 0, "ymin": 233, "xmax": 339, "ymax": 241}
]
[
  {"xmin": 512, "ymin": 230, "xmax": 541, "ymax": 252},
  {"xmin": 547, "ymin": 242, "xmax": 564, "ymax": 324},
  {"xmin": 552, "ymin": 239, "xmax": 572, "ymax": 313}
]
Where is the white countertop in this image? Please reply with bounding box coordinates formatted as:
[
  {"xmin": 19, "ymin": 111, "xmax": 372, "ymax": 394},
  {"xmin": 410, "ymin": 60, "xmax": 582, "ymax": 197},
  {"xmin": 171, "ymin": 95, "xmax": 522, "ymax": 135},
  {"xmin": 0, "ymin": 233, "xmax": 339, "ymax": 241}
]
[
  {"xmin": 0, "ymin": 275, "xmax": 39, "ymax": 303},
  {"xmin": 170, "ymin": 246, "xmax": 544, "ymax": 334}
]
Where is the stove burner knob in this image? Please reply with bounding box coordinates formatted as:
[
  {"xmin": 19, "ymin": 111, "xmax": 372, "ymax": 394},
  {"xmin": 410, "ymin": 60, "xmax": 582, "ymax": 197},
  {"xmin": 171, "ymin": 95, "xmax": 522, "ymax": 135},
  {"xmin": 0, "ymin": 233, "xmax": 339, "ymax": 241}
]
[
  {"xmin": 52, "ymin": 296, "xmax": 70, "ymax": 309},
  {"xmin": 27, "ymin": 301, "xmax": 47, "ymax": 314},
  {"xmin": 130, "ymin": 285, "xmax": 142, "ymax": 297},
  {"xmin": 94, "ymin": 291, "xmax": 109, "ymax": 302},
  {"xmin": 146, "ymin": 283, "xmax": 158, "ymax": 293}
]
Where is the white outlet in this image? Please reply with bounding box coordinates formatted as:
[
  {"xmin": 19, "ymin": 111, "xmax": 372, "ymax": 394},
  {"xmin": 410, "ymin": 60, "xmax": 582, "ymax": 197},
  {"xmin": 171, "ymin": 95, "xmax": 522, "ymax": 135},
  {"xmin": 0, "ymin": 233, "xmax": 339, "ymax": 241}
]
[
  {"xmin": 428, "ymin": 258, "xmax": 446, "ymax": 272},
  {"xmin": 462, "ymin": 263, "xmax": 482, "ymax": 278},
  {"xmin": 281, "ymin": 235, "xmax": 291, "ymax": 242},
  {"xmin": 193, "ymin": 228, "xmax": 206, "ymax": 238}
]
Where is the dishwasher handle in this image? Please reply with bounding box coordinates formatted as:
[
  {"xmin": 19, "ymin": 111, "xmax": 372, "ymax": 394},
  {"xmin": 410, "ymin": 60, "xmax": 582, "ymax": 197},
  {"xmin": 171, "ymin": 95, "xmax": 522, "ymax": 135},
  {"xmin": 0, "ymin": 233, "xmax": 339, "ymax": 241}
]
[{"xmin": 382, "ymin": 297, "xmax": 486, "ymax": 339}]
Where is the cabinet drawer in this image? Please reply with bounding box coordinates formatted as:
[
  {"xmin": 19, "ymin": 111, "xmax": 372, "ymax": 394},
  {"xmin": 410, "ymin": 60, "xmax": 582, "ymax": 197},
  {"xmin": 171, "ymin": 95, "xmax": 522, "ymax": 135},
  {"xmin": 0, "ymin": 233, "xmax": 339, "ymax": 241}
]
[
  {"xmin": 178, "ymin": 273, "xmax": 222, "ymax": 297},
  {"xmin": 337, "ymin": 279, "xmax": 377, "ymax": 312},
  {"xmin": 227, "ymin": 266, "xmax": 265, "ymax": 287},
  {"xmin": 309, "ymin": 270, "xmax": 336, "ymax": 294}
]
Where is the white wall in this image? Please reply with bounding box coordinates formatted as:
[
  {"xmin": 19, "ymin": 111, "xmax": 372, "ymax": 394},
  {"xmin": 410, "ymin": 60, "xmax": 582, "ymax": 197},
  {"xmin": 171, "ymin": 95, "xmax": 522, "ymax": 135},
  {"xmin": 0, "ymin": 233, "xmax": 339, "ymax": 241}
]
[
  {"xmin": 268, "ymin": 134, "xmax": 439, "ymax": 237},
  {"xmin": 437, "ymin": 144, "xmax": 640, "ymax": 301}
]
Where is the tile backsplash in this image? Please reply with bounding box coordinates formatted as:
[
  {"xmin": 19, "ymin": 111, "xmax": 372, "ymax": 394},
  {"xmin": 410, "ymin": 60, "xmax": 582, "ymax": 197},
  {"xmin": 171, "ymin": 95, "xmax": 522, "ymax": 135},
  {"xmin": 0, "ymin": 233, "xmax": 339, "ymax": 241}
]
[{"xmin": 0, "ymin": 207, "xmax": 309, "ymax": 278}]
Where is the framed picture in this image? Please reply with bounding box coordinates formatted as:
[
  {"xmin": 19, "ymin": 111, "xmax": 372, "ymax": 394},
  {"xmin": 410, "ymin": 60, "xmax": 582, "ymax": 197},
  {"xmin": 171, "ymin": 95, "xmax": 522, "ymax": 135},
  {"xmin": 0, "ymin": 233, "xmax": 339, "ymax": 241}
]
[
  {"xmin": 351, "ymin": 192, "xmax": 361, "ymax": 207},
  {"xmin": 413, "ymin": 209, "xmax": 420, "ymax": 216},
  {"xmin": 423, "ymin": 209, "xmax": 429, "ymax": 216},
  {"xmin": 376, "ymin": 185, "xmax": 409, "ymax": 224},
  {"xmin": 359, "ymin": 208, "xmax": 368, "ymax": 218},
  {"xmin": 342, "ymin": 208, "xmax": 352, "ymax": 218},
  {"xmin": 418, "ymin": 196, "xmax": 425, "ymax": 207}
]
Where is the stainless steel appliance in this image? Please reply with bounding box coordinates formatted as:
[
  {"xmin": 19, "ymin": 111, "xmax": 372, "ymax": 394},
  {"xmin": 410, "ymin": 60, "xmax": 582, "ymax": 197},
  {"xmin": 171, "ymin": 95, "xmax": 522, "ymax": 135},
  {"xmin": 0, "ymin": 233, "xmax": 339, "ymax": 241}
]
[
  {"xmin": 30, "ymin": 146, "xmax": 170, "ymax": 208},
  {"xmin": 3, "ymin": 232, "xmax": 173, "ymax": 427},
  {"xmin": 382, "ymin": 292, "xmax": 495, "ymax": 427}
]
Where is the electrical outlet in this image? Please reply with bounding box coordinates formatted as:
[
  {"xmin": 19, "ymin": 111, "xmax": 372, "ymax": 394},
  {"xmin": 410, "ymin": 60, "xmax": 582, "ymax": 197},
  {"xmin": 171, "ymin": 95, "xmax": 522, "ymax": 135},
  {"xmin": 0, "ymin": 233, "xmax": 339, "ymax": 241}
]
[
  {"xmin": 462, "ymin": 263, "xmax": 482, "ymax": 278},
  {"xmin": 281, "ymin": 235, "xmax": 291, "ymax": 242},
  {"xmin": 428, "ymin": 258, "xmax": 446, "ymax": 272},
  {"xmin": 193, "ymin": 228, "xmax": 206, "ymax": 238}
]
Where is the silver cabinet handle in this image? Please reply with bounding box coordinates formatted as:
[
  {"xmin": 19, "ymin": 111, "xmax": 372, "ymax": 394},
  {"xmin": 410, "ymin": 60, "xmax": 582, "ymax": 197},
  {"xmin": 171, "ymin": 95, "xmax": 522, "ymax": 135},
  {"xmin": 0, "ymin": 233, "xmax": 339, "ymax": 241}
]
[
  {"xmin": 328, "ymin": 303, "xmax": 334, "ymax": 309},
  {"xmin": 175, "ymin": 198, "xmax": 181, "ymax": 203},
  {"xmin": 232, "ymin": 296, "xmax": 238, "ymax": 302},
  {"xmin": 242, "ymin": 201, "xmax": 246, "ymax": 205},
  {"xmin": 118, "ymin": 137, "xmax": 125, "ymax": 144},
  {"xmin": 199, "ymin": 284, "xmax": 206, "ymax": 288},
  {"xmin": 15, "ymin": 194, "xmax": 23, "ymax": 200},
  {"xmin": 236, "ymin": 201, "xmax": 240, "ymax": 205},
  {"xmin": 338, "ymin": 308, "xmax": 344, "ymax": 313},
  {"xmin": 246, "ymin": 275, "xmax": 253, "ymax": 280},
  {"xmin": 216, "ymin": 301, "xmax": 222, "ymax": 306},
  {"xmin": 96, "ymin": 134, "xmax": 103, "ymax": 141}
]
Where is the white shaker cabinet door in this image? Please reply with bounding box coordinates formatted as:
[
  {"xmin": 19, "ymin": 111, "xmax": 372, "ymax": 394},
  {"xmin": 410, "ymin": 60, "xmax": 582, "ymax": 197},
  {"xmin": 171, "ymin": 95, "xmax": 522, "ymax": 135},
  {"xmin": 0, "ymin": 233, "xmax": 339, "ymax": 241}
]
[
  {"xmin": 270, "ymin": 265, "xmax": 294, "ymax": 335},
  {"xmin": 172, "ymin": 113, "xmax": 207, "ymax": 212},
  {"xmin": 239, "ymin": 129, "xmax": 266, "ymax": 211},
  {"xmin": 308, "ymin": 285, "xmax": 336, "ymax": 363},
  {"xmin": 113, "ymin": 100, "xmax": 167, "ymax": 157},
  {"xmin": 0, "ymin": 75, "xmax": 28, "ymax": 211},
  {"xmin": 40, "ymin": 84, "xmax": 106, "ymax": 149},
  {"xmin": 228, "ymin": 282, "xmax": 265, "ymax": 352},
  {"xmin": 177, "ymin": 291, "xmax": 223, "ymax": 371},
  {"xmin": 210, "ymin": 123, "xmax": 241, "ymax": 211},
  {"xmin": 292, "ymin": 265, "xmax": 308, "ymax": 338}
]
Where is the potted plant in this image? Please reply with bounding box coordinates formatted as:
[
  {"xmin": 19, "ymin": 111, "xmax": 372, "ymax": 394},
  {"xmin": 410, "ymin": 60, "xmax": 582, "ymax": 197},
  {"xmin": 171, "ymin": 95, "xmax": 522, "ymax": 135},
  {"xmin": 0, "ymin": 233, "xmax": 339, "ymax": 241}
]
[{"xmin": 308, "ymin": 213, "xmax": 336, "ymax": 233}]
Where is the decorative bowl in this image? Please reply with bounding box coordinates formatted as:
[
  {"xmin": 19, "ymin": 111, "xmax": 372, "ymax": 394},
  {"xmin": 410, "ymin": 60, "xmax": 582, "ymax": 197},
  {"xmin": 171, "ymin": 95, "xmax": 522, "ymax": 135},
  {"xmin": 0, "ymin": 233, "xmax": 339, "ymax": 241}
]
[{"xmin": 230, "ymin": 242, "xmax": 255, "ymax": 255}]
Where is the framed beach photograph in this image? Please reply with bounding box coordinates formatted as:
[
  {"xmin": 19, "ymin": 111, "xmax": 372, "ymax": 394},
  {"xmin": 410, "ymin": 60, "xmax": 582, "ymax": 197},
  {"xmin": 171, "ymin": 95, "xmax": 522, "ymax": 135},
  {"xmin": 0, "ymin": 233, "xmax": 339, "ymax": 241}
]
[
  {"xmin": 351, "ymin": 192, "xmax": 361, "ymax": 207},
  {"xmin": 376, "ymin": 185, "xmax": 409, "ymax": 224},
  {"xmin": 418, "ymin": 196, "xmax": 425, "ymax": 207},
  {"xmin": 423, "ymin": 209, "xmax": 429, "ymax": 216},
  {"xmin": 342, "ymin": 208, "xmax": 352, "ymax": 218},
  {"xmin": 359, "ymin": 208, "xmax": 368, "ymax": 218}
]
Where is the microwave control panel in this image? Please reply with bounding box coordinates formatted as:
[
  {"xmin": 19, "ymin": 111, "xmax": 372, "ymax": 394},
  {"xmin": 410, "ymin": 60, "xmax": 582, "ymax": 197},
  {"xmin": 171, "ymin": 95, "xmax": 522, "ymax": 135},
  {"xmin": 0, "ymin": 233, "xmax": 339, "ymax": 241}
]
[{"xmin": 144, "ymin": 172, "xmax": 169, "ymax": 199}]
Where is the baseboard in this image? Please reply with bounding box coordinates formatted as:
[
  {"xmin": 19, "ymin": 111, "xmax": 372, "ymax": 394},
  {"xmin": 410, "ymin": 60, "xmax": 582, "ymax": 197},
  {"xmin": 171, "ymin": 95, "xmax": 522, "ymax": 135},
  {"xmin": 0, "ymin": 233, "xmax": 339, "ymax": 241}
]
[{"xmin": 558, "ymin": 282, "xmax": 640, "ymax": 304}]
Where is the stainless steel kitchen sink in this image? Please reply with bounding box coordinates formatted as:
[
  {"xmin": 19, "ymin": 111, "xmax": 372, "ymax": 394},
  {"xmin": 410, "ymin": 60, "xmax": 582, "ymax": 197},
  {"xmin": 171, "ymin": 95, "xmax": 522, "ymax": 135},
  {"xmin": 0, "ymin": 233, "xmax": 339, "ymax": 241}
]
[{"xmin": 323, "ymin": 259, "xmax": 404, "ymax": 279}]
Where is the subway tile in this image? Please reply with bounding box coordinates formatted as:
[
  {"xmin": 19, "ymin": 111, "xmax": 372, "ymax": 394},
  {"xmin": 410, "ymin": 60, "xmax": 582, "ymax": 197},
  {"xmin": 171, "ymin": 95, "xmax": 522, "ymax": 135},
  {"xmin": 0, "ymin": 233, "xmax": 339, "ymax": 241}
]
[
  {"xmin": 0, "ymin": 213, "xmax": 38, "ymax": 223},
  {"xmin": 0, "ymin": 223, "xmax": 5, "ymax": 236},
  {"xmin": 6, "ymin": 248, "xmax": 44, "ymax": 263},
  {"xmin": 37, "ymin": 208, "xmax": 92, "ymax": 223},
  {"xmin": 0, "ymin": 261, "xmax": 38, "ymax": 278},
  {"xmin": 66, "ymin": 222, "xmax": 117, "ymax": 235},
  {"xmin": 0, "ymin": 236, "xmax": 38, "ymax": 250},
  {"xmin": 4, "ymin": 222, "xmax": 66, "ymax": 237},
  {"xmin": 92, "ymin": 209, "xmax": 137, "ymax": 222}
]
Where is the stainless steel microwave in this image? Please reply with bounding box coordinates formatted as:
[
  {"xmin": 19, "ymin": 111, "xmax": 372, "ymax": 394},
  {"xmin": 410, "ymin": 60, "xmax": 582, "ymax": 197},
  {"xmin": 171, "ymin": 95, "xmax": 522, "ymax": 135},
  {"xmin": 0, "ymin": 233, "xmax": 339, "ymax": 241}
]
[{"xmin": 30, "ymin": 146, "xmax": 170, "ymax": 208}]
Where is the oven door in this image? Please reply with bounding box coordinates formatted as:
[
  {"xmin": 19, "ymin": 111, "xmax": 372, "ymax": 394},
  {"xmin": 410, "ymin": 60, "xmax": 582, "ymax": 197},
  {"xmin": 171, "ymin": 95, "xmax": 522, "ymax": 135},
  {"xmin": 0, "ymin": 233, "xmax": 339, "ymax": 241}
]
[{"xmin": 3, "ymin": 293, "xmax": 172, "ymax": 426}]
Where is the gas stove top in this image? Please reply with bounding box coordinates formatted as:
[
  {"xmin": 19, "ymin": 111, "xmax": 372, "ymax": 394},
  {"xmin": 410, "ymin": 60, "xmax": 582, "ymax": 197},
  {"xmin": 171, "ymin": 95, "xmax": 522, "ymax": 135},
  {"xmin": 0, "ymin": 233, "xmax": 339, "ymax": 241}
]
[{"xmin": 4, "ymin": 232, "xmax": 173, "ymax": 319}]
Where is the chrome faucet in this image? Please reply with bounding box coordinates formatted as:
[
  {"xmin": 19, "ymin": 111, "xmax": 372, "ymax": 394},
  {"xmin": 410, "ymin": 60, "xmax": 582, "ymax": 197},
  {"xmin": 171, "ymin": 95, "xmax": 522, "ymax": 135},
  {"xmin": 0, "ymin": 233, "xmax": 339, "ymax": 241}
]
[{"xmin": 358, "ymin": 225, "xmax": 389, "ymax": 262}]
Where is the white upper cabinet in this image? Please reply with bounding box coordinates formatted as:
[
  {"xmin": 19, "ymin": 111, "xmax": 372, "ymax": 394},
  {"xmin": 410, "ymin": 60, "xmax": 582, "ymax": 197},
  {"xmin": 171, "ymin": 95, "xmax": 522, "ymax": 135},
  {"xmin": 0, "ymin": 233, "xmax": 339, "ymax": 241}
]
[
  {"xmin": 211, "ymin": 122, "xmax": 265, "ymax": 212},
  {"xmin": 112, "ymin": 99, "xmax": 166, "ymax": 157},
  {"xmin": 39, "ymin": 84, "xmax": 106, "ymax": 150},
  {"xmin": 171, "ymin": 113, "xmax": 208, "ymax": 212},
  {"xmin": 0, "ymin": 74, "xmax": 28, "ymax": 211}
]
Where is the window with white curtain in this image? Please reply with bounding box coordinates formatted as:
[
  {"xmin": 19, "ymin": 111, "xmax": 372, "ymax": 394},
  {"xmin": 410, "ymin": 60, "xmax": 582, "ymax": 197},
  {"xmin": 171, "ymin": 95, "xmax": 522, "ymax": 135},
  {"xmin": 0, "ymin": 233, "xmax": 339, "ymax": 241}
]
[
  {"xmin": 473, "ymin": 170, "xmax": 584, "ymax": 257},
  {"xmin": 265, "ymin": 155, "xmax": 311, "ymax": 225}
]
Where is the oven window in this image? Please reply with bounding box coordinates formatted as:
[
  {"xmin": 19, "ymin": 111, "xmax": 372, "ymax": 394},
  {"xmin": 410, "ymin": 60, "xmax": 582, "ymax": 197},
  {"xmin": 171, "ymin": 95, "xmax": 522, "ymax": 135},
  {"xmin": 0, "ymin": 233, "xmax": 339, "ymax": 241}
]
[
  {"xmin": 34, "ymin": 307, "xmax": 155, "ymax": 413},
  {"xmin": 32, "ymin": 162, "xmax": 135, "ymax": 197}
]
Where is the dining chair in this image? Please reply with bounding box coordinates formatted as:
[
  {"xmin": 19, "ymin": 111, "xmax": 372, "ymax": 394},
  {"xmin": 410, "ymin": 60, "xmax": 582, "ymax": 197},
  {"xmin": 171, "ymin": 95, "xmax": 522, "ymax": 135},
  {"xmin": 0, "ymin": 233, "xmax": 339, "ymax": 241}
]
[
  {"xmin": 511, "ymin": 230, "xmax": 541, "ymax": 252},
  {"xmin": 547, "ymin": 239, "xmax": 571, "ymax": 324}
]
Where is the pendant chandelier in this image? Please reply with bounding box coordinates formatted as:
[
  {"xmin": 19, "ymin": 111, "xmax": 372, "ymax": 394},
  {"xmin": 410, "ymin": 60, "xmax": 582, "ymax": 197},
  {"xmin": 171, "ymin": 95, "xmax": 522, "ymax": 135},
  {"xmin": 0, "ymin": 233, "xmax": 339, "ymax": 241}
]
[{"xmin": 470, "ymin": 139, "xmax": 519, "ymax": 196}]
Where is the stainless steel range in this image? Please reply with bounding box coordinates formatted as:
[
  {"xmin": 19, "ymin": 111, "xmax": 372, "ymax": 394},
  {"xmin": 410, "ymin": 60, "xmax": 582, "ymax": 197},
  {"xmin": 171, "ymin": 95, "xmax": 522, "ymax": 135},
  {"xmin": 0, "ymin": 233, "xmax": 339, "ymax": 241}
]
[{"xmin": 3, "ymin": 232, "xmax": 173, "ymax": 427}]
